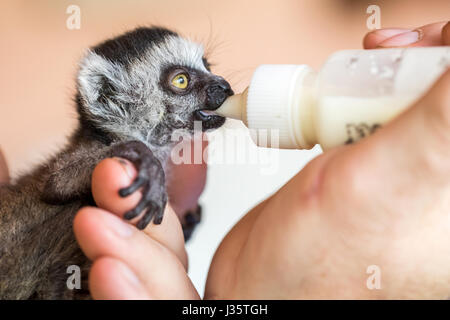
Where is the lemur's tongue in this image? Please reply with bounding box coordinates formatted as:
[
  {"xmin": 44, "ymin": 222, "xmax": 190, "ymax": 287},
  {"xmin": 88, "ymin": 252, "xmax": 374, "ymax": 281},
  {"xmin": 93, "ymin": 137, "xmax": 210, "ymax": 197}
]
[
  {"xmin": 198, "ymin": 110, "xmax": 216, "ymax": 117},
  {"xmin": 195, "ymin": 110, "xmax": 216, "ymax": 121}
]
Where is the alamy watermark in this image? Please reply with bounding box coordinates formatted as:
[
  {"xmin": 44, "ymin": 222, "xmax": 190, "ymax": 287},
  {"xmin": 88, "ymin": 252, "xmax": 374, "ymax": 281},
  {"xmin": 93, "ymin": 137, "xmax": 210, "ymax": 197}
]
[
  {"xmin": 66, "ymin": 265, "xmax": 81, "ymax": 290},
  {"xmin": 366, "ymin": 5, "xmax": 381, "ymax": 30},
  {"xmin": 366, "ymin": 264, "xmax": 381, "ymax": 290},
  {"xmin": 66, "ymin": 5, "xmax": 81, "ymax": 30},
  {"xmin": 170, "ymin": 121, "xmax": 281, "ymax": 175}
]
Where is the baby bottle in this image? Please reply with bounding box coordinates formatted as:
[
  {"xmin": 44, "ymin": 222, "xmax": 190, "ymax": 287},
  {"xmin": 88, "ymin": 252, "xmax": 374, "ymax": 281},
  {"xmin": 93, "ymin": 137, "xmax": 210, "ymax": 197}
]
[{"xmin": 215, "ymin": 46, "xmax": 450, "ymax": 150}]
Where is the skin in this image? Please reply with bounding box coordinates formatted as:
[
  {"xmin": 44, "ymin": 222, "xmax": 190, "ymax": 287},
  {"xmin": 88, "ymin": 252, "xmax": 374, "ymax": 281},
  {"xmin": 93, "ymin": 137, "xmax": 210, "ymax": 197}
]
[
  {"xmin": 77, "ymin": 138, "xmax": 207, "ymax": 299},
  {"xmin": 2, "ymin": 22, "xmax": 450, "ymax": 299},
  {"xmin": 0, "ymin": 151, "xmax": 8, "ymax": 184}
]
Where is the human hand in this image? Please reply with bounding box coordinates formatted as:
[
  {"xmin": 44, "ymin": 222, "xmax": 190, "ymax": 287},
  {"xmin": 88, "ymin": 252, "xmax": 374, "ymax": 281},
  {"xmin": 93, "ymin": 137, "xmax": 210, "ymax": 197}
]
[
  {"xmin": 204, "ymin": 22, "xmax": 450, "ymax": 299},
  {"xmin": 73, "ymin": 138, "xmax": 206, "ymax": 299},
  {"xmin": 363, "ymin": 21, "xmax": 450, "ymax": 48}
]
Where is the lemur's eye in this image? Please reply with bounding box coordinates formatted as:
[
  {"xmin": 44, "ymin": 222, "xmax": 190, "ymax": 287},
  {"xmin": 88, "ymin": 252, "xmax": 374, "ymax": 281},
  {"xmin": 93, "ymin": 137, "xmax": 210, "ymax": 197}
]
[{"xmin": 171, "ymin": 73, "xmax": 189, "ymax": 89}]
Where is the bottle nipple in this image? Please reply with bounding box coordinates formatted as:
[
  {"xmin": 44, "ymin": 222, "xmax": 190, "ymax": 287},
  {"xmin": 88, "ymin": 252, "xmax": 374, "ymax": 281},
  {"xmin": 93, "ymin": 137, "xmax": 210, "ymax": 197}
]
[{"xmin": 215, "ymin": 87, "xmax": 249, "ymax": 123}]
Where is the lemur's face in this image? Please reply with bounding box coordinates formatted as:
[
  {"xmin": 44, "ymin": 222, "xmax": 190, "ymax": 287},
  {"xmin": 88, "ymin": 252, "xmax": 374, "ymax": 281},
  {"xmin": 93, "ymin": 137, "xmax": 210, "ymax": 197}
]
[
  {"xmin": 159, "ymin": 63, "xmax": 233, "ymax": 131},
  {"xmin": 77, "ymin": 27, "xmax": 233, "ymax": 146}
]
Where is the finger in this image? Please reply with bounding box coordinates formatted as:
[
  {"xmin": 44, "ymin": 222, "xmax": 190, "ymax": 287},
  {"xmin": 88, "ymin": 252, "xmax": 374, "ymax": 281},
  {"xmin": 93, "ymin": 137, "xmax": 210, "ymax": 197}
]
[
  {"xmin": 378, "ymin": 21, "xmax": 449, "ymax": 48},
  {"xmin": 363, "ymin": 28, "xmax": 410, "ymax": 49},
  {"xmin": 89, "ymin": 257, "xmax": 152, "ymax": 299},
  {"xmin": 361, "ymin": 69, "xmax": 450, "ymax": 182},
  {"xmin": 442, "ymin": 21, "xmax": 450, "ymax": 45},
  {"xmin": 0, "ymin": 149, "xmax": 9, "ymax": 184},
  {"xmin": 92, "ymin": 157, "xmax": 140, "ymax": 215},
  {"xmin": 74, "ymin": 207, "xmax": 199, "ymax": 299},
  {"xmin": 91, "ymin": 158, "xmax": 187, "ymax": 268}
]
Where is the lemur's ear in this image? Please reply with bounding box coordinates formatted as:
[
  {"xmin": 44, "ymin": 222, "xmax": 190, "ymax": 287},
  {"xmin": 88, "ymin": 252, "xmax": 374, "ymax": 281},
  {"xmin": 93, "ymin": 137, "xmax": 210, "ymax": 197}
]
[{"xmin": 77, "ymin": 50, "xmax": 125, "ymax": 117}]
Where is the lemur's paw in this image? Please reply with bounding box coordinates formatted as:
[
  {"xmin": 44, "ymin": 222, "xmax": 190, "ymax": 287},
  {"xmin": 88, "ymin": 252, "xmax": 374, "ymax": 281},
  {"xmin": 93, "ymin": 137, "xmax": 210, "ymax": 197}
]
[
  {"xmin": 112, "ymin": 141, "xmax": 167, "ymax": 230},
  {"xmin": 121, "ymin": 184, "xmax": 167, "ymax": 230},
  {"xmin": 182, "ymin": 204, "xmax": 202, "ymax": 242}
]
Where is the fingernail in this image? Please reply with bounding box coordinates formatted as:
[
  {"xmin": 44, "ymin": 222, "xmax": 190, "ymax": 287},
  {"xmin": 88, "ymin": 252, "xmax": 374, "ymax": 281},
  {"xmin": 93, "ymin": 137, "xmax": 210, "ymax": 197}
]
[
  {"xmin": 378, "ymin": 30, "xmax": 422, "ymax": 47},
  {"xmin": 154, "ymin": 215, "xmax": 163, "ymax": 225},
  {"xmin": 104, "ymin": 213, "xmax": 134, "ymax": 238},
  {"xmin": 112, "ymin": 157, "xmax": 136, "ymax": 179},
  {"xmin": 373, "ymin": 28, "xmax": 412, "ymax": 38}
]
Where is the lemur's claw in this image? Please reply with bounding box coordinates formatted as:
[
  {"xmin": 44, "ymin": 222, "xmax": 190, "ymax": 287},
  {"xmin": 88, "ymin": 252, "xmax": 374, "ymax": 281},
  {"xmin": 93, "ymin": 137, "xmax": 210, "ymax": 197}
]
[
  {"xmin": 123, "ymin": 192, "xmax": 149, "ymax": 220},
  {"xmin": 119, "ymin": 176, "xmax": 146, "ymax": 197},
  {"xmin": 136, "ymin": 203, "xmax": 162, "ymax": 229},
  {"xmin": 113, "ymin": 141, "xmax": 167, "ymax": 230}
]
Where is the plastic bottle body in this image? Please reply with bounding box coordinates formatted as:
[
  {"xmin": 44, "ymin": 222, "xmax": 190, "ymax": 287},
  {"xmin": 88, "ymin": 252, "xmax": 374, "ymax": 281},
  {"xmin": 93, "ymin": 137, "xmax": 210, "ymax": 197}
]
[
  {"xmin": 215, "ymin": 47, "xmax": 450, "ymax": 150},
  {"xmin": 314, "ymin": 46, "xmax": 450, "ymax": 150}
]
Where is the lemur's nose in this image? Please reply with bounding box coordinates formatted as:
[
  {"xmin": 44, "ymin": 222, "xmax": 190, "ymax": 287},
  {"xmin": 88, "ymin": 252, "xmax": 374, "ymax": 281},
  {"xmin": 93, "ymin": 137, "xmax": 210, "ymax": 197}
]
[{"xmin": 206, "ymin": 78, "xmax": 234, "ymax": 110}]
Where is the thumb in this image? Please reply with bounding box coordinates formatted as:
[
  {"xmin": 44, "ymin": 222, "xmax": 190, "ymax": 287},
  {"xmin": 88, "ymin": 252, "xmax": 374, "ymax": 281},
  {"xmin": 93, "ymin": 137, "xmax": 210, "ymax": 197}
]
[
  {"xmin": 442, "ymin": 21, "xmax": 450, "ymax": 45},
  {"xmin": 420, "ymin": 68, "xmax": 450, "ymax": 159},
  {"xmin": 91, "ymin": 157, "xmax": 188, "ymax": 268},
  {"xmin": 367, "ymin": 68, "xmax": 450, "ymax": 180},
  {"xmin": 415, "ymin": 68, "xmax": 450, "ymax": 156},
  {"xmin": 377, "ymin": 21, "xmax": 449, "ymax": 48}
]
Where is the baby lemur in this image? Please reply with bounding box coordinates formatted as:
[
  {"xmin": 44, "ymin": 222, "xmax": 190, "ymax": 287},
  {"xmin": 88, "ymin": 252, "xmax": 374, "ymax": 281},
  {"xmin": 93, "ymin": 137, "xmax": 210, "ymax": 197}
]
[{"xmin": 0, "ymin": 27, "xmax": 233, "ymax": 299}]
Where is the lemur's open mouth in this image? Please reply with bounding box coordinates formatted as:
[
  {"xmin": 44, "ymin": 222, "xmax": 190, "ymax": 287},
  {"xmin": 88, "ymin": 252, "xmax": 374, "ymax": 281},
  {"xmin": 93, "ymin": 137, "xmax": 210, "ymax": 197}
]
[
  {"xmin": 195, "ymin": 110, "xmax": 216, "ymax": 121},
  {"xmin": 194, "ymin": 109, "xmax": 225, "ymax": 130}
]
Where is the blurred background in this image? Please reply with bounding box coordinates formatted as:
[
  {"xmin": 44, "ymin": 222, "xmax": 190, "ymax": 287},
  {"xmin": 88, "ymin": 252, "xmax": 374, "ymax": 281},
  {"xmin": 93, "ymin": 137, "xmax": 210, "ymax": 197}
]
[{"xmin": 0, "ymin": 0, "xmax": 449, "ymax": 295}]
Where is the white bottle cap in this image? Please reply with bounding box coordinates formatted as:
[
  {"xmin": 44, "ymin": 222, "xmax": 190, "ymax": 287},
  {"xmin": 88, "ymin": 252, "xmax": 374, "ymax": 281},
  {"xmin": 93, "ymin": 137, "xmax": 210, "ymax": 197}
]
[{"xmin": 246, "ymin": 64, "xmax": 313, "ymax": 149}]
